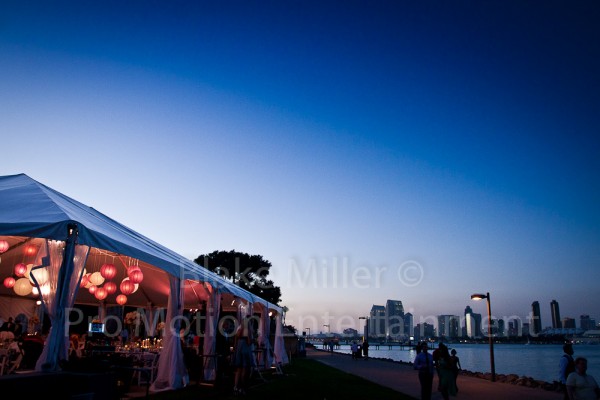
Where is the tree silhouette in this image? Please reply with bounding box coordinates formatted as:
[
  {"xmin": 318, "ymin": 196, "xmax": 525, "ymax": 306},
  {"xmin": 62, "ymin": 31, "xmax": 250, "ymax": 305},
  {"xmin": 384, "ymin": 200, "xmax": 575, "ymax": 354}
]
[{"xmin": 194, "ymin": 250, "xmax": 282, "ymax": 305}]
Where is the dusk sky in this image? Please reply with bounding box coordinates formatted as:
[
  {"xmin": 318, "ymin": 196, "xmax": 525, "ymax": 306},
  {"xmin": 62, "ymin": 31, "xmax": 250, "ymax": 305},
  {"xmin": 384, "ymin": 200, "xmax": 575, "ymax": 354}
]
[{"xmin": 1, "ymin": 1, "xmax": 599, "ymax": 334}]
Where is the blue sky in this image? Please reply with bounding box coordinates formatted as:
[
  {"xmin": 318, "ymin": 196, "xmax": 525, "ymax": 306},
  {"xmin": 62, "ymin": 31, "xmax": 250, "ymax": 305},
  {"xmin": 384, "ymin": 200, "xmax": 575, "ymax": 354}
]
[{"xmin": 1, "ymin": 1, "xmax": 599, "ymax": 334}]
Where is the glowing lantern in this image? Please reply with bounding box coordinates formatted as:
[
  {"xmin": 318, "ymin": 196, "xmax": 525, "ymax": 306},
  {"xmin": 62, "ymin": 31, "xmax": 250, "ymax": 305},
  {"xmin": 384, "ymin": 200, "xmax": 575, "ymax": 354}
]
[
  {"xmin": 127, "ymin": 265, "xmax": 141, "ymax": 277},
  {"xmin": 100, "ymin": 263, "xmax": 117, "ymax": 280},
  {"xmin": 3, "ymin": 277, "xmax": 15, "ymax": 288},
  {"xmin": 129, "ymin": 269, "xmax": 144, "ymax": 284},
  {"xmin": 89, "ymin": 272, "xmax": 105, "ymax": 286},
  {"xmin": 88, "ymin": 285, "xmax": 97, "ymax": 294},
  {"xmin": 14, "ymin": 263, "xmax": 27, "ymax": 277},
  {"xmin": 120, "ymin": 279, "xmax": 135, "ymax": 295},
  {"xmin": 0, "ymin": 240, "xmax": 9, "ymax": 253},
  {"xmin": 28, "ymin": 265, "xmax": 49, "ymax": 285},
  {"xmin": 13, "ymin": 278, "xmax": 32, "ymax": 296},
  {"xmin": 104, "ymin": 281, "xmax": 117, "ymax": 295},
  {"xmin": 95, "ymin": 287, "xmax": 108, "ymax": 301},
  {"xmin": 116, "ymin": 294, "xmax": 127, "ymax": 305},
  {"xmin": 25, "ymin": 245, "xmax": 36, "ymax": 256}
]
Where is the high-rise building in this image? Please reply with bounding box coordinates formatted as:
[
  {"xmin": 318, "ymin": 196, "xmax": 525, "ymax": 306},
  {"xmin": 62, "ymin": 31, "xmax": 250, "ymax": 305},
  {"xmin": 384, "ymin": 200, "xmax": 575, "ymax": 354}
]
[
  {"xmin": 369, "ymin": 305, "xmax": 386, "ymax": 338},
  {"xmin": 404, "ymin": 313, "xmax": 414, "ymax": 337},
  {"xmin": 508, "ymin": 319, "xmax": 521, "ymax": 337},
  {"xmin": 465, "ymin": 305, "xmax": 482, "ymax": 338},
  {"xmin": 415, "ymin": 322, "xmax": 434, "ymax": 341},
  {"xmin": 551, "ymin": 300, "xmax": 562, "ymax": 329},
  {"xmin": 385, "ymin": 300, "xmax": 405, "ymax": 339},
  {"xmin": 562, "ymin": 317, "xmax": 576, "ymax": 329},
  {"xmin": 580, "ymin": 315, "xmax": 597, "ymax": 331},
  {"xmin": 437, "ymin": 315, "xmax": 460, "ymax": 338},
  {"xmin": 531, "ymin": 301, "xmax": 542, "ymax": 335}
]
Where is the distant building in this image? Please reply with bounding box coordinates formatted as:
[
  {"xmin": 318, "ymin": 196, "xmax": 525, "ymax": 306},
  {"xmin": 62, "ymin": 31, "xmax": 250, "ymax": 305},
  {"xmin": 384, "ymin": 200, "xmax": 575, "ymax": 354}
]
[
  {"xmin": 438, "ymin": 315, "xmax": 460, "ymax": 338},
  {"xmin": 508, "ymin": 318, "xmax": 521, "ymax": 337},
  {"xmin": 369, "ymin": 305, "xmax": 386, "ymax": 338},
  {"xmin": 496, "ymin": 318, "xmax": 505, "ymax": 337},
  {"xmin": 531, "ymin": 301, "xmax": 542, "ymax": 335},
  {"xmin": 415, "ymin": 322, "xmax": 435, "ymax": 341},
  {"xmin": 386, "ymin": 300, "xmax": 405, "ymax": 339},
  {"xmin": 465, "ymin": 306, "xmax": 482, "ymax": 338},
  {"xmin": 404, "ymin": 313, "xmax": 414, "ymax": 337},
  {"xmin": 562, "ymin": 317, "xmax": 576, "ymax": 329},
  {"xmin": 522, "ymin": 322, "xmax": 530, "ymax": 337},
  {"xmin": 580, "ymin": 315, "xmax": 597, "ymax": 331},
  {"xmin": 551, "ymin": 300, "xmax": 562, "ymax": 329}
]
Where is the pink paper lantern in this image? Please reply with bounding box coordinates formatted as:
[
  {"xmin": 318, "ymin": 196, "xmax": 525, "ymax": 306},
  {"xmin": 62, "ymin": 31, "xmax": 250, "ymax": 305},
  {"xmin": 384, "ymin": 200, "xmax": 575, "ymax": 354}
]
[
  {"xmin": 104, "ymin": 281, "xmax": 117, "ymax": 295},
  {"xmin": 127, "ymin": 265, "xmax": 141, "ymax": 276},
  {"xmin": 3, "ymin": 276, "xmax": 15, "ymax": 288},
  {"xmin": 120, "ymin": 279, "xmax": 135, "ymax": 295},
  {"xmin": 129, "ymin": 269, "xmax": 144, "ymax": 284},
  {"xmin": 14, "ymin": 263, "xmax": 27, "ymax": 277},
  {"xmin": 95, "ymin": 287, "xmax": 108, "ymax": 301},
  {"xmin": 100, "ymin": 263, "xmax": 117, "ymax": 280},
  {"xmin": 0, "ymin": 240, "xmax": 9, "ymax": 253},
  {"xmin": 116, "ymin": 294, "xmax": 127, "ymax": 305},
  {"xmin": 88, "ymin": 285, "xmax": 97, "ymax": 294}
]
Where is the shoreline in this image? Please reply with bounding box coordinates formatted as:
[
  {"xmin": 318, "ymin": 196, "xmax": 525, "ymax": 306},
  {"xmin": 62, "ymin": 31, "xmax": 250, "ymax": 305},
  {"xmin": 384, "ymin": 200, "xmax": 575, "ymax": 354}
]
[{"xmin": 320, "ymin": 349, "xmax": 564, "ymax": 394}]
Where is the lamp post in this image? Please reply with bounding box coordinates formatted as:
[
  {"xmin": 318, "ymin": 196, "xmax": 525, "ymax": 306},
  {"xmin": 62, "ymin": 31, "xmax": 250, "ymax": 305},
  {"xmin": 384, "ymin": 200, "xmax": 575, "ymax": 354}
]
[
  {"xmin": 359, "ymin": 316, "xmax": 369, "ymax": 339},
  {"xmin": 471, "ymin": 292, "xmax": 496, "ymax": 382}
]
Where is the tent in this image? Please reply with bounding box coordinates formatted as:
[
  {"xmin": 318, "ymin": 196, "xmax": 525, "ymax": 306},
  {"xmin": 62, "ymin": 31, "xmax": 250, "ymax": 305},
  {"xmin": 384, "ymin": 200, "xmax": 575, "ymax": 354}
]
[{"xmin": 0, "ymin": 173, "xmax": 288, "ymax": 390}]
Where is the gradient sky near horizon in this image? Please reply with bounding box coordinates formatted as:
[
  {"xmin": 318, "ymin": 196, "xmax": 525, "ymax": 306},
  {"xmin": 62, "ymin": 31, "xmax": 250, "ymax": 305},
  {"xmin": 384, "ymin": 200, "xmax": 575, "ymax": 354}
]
[{"xmin": 1, "ymin": 1, "xmax": 599, "ymax": 334}]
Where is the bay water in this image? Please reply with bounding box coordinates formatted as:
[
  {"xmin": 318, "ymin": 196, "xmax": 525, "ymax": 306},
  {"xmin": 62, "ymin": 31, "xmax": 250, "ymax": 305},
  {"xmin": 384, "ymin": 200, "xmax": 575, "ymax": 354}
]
[{"xmin": 327, "ymin": 343, "xmax": 600, "ymax": 383}]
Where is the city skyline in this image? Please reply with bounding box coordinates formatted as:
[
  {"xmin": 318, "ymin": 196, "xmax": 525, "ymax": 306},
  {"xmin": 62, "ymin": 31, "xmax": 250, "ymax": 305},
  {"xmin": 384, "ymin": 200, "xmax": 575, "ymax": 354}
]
[{"xmin": 2, "ymin": 2, "xmax": 599, "ymax": 330}]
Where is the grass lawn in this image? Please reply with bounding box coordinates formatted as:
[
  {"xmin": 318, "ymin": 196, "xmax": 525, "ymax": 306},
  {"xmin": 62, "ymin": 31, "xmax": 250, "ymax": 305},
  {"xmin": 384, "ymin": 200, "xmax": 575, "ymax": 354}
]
[{"xmin": 146, "ymin": 357, "xmax": 417, "ymax": 400}]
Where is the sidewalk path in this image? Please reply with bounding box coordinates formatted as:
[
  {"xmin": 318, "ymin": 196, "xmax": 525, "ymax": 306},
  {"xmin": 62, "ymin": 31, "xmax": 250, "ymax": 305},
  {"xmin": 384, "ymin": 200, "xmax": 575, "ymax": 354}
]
[{"xmin": 308, "ymin": 348, "xmax": 563, "ymax": 400}]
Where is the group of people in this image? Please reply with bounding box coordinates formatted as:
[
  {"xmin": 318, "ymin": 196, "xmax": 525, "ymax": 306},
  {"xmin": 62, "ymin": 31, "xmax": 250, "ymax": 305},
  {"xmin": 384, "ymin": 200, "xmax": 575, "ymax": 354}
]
[
  {"xmin": 559, "ymin": 343, "xmax": 600, "ymax": 400},
  {"xmin": 350, "ymin": 339, "xmax": 369, "ymax": 360},
  {"xmin": 413, "ymin": 342, "xmax": 461, "ymax": 400}
]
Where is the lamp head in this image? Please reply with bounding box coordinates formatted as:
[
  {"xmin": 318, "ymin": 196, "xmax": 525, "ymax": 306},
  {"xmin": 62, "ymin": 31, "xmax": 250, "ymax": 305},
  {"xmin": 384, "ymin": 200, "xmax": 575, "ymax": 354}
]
[{"xmin": 471, "ymin": 293, "xmax": 487, "ymax": 300}]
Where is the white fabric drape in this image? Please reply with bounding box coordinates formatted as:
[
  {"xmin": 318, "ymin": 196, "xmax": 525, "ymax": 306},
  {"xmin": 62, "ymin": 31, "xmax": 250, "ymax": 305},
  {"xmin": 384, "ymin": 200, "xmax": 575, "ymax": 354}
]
[
  {"xmin": 273, "ymin": 313, "xmax": 289, "ymax": 365},
  {"xmin": 36, "ymin": 235, "xmax": 89, "ymax": 371},
  {"xmin": 150, "ymin": 274, "xmax": 188, "ymax": 392},
  {"xmin": 202, "ymin": 286, "xmax": 221, "ymax": 381},
  {"xmin": 258, "ymin": 307, "xmax": 273, "ymax": 369}
]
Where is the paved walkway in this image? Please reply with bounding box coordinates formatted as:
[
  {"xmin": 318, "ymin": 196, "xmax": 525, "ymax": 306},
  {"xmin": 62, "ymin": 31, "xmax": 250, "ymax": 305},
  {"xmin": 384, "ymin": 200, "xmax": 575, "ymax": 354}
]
[{"xmin": 309, "ymin": 348, "xmax": 563, "ymax": 400}]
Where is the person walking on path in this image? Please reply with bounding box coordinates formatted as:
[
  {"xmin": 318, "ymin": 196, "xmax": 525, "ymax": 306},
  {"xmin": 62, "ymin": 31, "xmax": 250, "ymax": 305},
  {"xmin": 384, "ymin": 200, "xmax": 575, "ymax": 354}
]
[
  {"xmin": 566, "ymin": 357, "xmax": 600, "ymax": 400},
  {"xmin": 414, "ymin": 342, "xmax": 435, "ymax": 400},
  {"xmin": 362, "ymin": 339, "xmax": 369, "ymax": 361},
  {"xmin": 559, "ymin": 343, "xmax": 576, "ymax": 400},
  {"xmin": 437, "ymin": 344, "xmax": 458, "ymax": 399},
  {"xmin": 351, "ymin": 341, "xmax": 358, "ymax": 360},
  {"xmin": 449, "ymin": 349, "xmax": 461, "ymax": 393}
]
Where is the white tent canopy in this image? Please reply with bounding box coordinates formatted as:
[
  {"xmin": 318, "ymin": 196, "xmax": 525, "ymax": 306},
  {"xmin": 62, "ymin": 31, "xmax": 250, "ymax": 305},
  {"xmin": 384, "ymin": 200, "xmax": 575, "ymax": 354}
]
[{"xmin": 0, "ymin": 173, "xmax": 287, "ymax": 388}]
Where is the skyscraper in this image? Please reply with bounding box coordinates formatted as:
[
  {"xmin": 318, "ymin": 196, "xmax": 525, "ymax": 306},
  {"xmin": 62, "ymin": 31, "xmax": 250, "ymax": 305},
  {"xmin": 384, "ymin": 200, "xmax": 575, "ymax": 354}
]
[
  {"xmin": 465, "ymin": 305, "xmax": 482, "ymax": 338},
  {"xmin": 369, "ymin": 305, "xmax": 386, "ymax": 338},
  {"xmin": 385, "ymin": 300, "xmax": 405, "ymax": 338},
  {"xmin": 531, "ymin": 301, "xmax": 542, "ymax": 335},
  {"xmin": 550, "ymin": 299, "xmax": 561, "ymax": 329}
]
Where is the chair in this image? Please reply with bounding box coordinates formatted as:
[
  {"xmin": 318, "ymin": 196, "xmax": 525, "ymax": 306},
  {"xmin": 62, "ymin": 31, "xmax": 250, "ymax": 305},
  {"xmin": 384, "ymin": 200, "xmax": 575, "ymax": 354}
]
[{"xmin": 133, "ymin": 352, "xmax": 159, "ymax": 386}]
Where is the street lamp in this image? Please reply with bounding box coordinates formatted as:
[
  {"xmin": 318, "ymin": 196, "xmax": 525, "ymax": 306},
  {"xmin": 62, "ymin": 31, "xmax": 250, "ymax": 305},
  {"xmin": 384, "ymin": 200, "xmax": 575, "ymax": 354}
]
[{"xmin": 471, "ymin": 292, "xmax": 496, "ymax": 382}]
